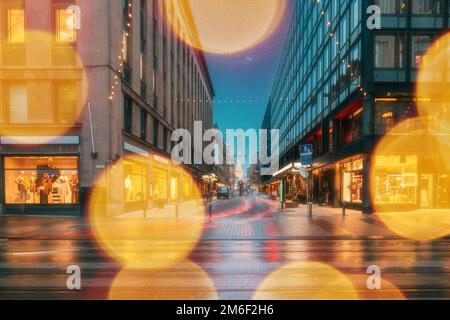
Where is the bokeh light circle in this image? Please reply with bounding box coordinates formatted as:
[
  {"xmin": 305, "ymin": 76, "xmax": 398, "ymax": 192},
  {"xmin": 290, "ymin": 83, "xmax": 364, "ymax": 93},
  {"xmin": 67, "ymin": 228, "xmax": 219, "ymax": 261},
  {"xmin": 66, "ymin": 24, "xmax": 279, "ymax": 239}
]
[
  {"xmin": 164, "ymin": 0, "xmax": 287, "ymax": 54},
  {"xmin": 253, "ymin": 262, "xmax": 358, "ymax": 300},
  {"xmin": 371, "ymin": 118, "xmax": 450, "ymax": 241},
  {"xmin": 0, "ymin": 30, "xmax": 88, "ymax": 142},
  {"xmin": 348, "ymin": 275, "xmax": 405, "ymax": 300},
  {"xmin": 89, "ymin": 157, "xmax": 206, "ymax": 270},
  {"xmin": 416, "ymin": 32, "xmax": 450, "ymax": 117},
  {"xmin": 108, "ymin": 260, "xmax": 217, "ymax": 300}
]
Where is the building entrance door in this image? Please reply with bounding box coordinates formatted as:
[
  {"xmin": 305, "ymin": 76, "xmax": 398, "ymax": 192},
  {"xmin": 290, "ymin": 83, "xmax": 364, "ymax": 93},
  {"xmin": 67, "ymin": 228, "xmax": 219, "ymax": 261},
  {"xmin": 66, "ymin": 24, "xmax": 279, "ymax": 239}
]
[{"xmin": 419, "ymin": 174, "xmax": 434, "ymax": 208}]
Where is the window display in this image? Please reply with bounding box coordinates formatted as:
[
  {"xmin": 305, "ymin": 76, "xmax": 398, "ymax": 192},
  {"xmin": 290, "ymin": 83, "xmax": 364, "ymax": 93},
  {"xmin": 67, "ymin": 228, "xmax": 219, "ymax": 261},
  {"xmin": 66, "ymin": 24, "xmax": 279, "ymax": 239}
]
[
  {"xmin": 123, "ymin": 160, "xmax": 148, "ymax": 203},
  {"xmin": 374, "ymin": 155, "xmax": 418, "ymax": 204},
  {"xmin": 153, "ymin": 168, "xmax": 168, "ymax": 200},
  {"xmin": 4, "ymin": 156, "xmax": 79, "ymax": 205},
  {"xmin": 342, "ymin": 159, "xmax": 363, "ymax": 203}
]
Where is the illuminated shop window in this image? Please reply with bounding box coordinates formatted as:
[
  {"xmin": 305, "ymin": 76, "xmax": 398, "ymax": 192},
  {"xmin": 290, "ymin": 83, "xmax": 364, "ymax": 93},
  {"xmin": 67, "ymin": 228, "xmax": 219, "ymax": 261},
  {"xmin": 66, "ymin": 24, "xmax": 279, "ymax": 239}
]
[
  {"xmin": 7, "ymin": 8, "xmax": 25, "ymax": 43},
  {"xmin": 123, "ymin": 160, "xmax": 148, "ymax": 203},
  {"xmin": 153, "ymin": 168, "xmax": 168, "ymax": 200},
  {"xmin": 342, "ymin": 159, "xmax": 364, "ymax": 203},
  {"xmin": 4, "ymin": 156, "xmax": 79, "ymax": 205},
  {"xmin": 374, "ymin": 155, "xmax": 418, "ymax": 204}
]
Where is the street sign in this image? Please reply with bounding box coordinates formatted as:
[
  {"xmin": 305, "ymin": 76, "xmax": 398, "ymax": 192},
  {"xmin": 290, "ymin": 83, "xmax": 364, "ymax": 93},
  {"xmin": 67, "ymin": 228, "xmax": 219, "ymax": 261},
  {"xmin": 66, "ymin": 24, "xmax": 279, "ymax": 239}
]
[{"xmin": 300, "ymin": 144, "xmax": 313, "ymax": 167}]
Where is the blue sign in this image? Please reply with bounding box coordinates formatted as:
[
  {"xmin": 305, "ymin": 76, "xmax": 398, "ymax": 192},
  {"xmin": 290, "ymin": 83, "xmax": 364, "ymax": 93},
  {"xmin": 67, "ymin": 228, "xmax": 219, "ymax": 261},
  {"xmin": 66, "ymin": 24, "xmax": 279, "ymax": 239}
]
[{"xmin": 300, "ymin": 144, "xmax": 313, "ymax": 167}]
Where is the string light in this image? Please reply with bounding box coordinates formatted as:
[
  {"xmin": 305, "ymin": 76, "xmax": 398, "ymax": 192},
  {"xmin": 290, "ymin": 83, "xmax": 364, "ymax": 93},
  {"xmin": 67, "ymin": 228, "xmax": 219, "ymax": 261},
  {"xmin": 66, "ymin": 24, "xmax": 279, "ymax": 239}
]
[{"xmin": 108, "ymin": 1, "xmax": 133, "ymax": 101}]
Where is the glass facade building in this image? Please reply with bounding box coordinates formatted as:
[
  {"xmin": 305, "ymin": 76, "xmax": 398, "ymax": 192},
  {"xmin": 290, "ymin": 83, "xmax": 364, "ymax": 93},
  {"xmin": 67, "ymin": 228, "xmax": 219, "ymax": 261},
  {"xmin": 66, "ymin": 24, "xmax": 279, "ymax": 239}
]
[{"xmin": 263, "ymin": 0, "xmax": 450, "ymax": 212}]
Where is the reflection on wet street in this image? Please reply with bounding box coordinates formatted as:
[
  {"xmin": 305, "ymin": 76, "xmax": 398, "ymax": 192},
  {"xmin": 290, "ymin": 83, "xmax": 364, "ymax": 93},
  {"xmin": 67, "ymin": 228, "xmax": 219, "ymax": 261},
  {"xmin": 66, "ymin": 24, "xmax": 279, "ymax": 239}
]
[{"xmin": 0, "ymin": 195, "xmax": 449, "ymax": 300}]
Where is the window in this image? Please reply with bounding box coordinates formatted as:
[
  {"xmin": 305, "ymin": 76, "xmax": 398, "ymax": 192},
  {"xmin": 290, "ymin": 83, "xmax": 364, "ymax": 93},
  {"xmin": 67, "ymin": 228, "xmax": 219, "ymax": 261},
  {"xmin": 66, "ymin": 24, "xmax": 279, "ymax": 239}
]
[
  {"xmin": 375, "ymin": 0, "xmax": 397, "ymax": 14},
  {"xmin": 153, "ymin": 118, "xmax": 159, "ymax": 146},
  {"xmin": 4, "ymin": 156, "xmax": 79, "ymax": 205},
  {"xmin": 55, "ymin": 7, "xmax": 76, "ymax": 43},
  {"xmin": 55, "ymin": 81, "xmax": 77, "ymax": 123},
  {"xmin": 412, "ymin": 0, "xmax": 441, "ymax": 15},
  {"xmin": 124, "ymin": 96, "xmax": 132, "ymax": 133},
  {"xmin": 373, "ymin": 155, "xmax": 418, "ymax": 205},
  {"xmin": 7, "ymin": 84, "xmax": 28, "ymax": 123},
  {"xmin": 375, "ymin": 35, "xmax": 405, "ymax": 68},
  {"xmin": 140, "ymin": 108, "xmax": 147, "ymax": 140},
  {"xmin": 342, "ymin": 159, "xmax": 364, "ymax": 203},
  {"xmin": 124, "ymin": 159, "xmax": 147, "ymax": 203},
  {"xmin": 7, "ymin": 7, "xmax": 24, "ymax": 43},
  {"xmin": 351, "ymin": 0, "xmax": 360, "ymax": 31},
  {"xmin": 412, "ymin": 35, "xmax": 433, "ymax": 68}
]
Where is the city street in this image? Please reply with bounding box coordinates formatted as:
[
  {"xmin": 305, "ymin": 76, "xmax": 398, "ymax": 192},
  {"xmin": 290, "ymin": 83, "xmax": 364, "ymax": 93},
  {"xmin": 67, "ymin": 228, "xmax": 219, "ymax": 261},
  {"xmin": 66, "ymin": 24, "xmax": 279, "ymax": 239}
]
[{"xmin": 0, "ymin": 195, "xmax": 449, "ymax": 300}]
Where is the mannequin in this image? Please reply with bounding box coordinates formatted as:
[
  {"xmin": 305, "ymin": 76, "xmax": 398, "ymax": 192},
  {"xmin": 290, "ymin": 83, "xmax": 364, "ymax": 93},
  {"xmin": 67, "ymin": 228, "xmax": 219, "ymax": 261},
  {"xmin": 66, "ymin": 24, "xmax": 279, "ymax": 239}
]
[
  {"xmin": 14, "ymin": 171, "xmax": 26, "ymax": 202},
  {"xmin": 125, "ymin": 174, "xmax": 133, "ymax": 202},
  {"xmin": 57, "ymin": 171, "xmax": 69, "ymax": 204},
  {"xmin": 69, "ymin": 172, "xmax": 79, "ymax": 204},
  {"xmin": 30, "ymin": 172, "xmax": 37, "ymax": 203}
]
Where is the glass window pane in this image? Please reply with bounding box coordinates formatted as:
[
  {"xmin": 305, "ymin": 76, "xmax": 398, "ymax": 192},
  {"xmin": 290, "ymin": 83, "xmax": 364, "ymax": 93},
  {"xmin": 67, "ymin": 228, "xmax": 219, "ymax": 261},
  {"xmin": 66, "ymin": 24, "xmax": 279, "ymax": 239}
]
[
  {"xmin": 7, "ymin": 8, "xmax": 25, "ymax": 43},
  {"xmin": 4, "ymin": 157, "xmax": 79, "ymax": 205},
  {"xmin": 56, "ymin": 8, "xmax": 76, "ymax": 42}
]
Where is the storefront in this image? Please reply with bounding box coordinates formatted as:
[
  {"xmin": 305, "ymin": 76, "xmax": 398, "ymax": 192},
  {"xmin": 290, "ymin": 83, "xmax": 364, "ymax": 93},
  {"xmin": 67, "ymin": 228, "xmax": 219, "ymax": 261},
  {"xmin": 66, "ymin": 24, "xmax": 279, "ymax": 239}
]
[
  {"xmin": 0, "ymin": 136, "xmax": 81, "ymax": 215},
  {"xmin": 342, "ymin": 158, "xmax": 364, "ymax": 204},
  {"xmin": 1, "ymin": 155, "xmax": 80, "ymax": 214}
]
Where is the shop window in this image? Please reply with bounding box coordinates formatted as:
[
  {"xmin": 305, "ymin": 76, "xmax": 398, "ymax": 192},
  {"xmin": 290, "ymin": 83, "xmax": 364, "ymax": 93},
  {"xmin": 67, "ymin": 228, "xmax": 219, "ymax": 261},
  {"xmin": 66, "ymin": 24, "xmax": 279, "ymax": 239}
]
[
  {"xmin": 375, "ymin": 101, "xmax": 414, "ymax": 135},
  {"xmin": 373, "ymin": 155, "xmax": 418, "ymax": 204},
  {"xmin": 153, "ymin": 168, "xmax": 168, "ymax": 200},
  {"xmin": 124, "ymin": 159, "xmax": 148, "ymax": 203},
  {"xmin": 4, "ymin": 156, "xmax": 79, "ymax": 205},
  {"xmin": 342, "ymin": 159, "xmax": 363, "ymax": 203}
]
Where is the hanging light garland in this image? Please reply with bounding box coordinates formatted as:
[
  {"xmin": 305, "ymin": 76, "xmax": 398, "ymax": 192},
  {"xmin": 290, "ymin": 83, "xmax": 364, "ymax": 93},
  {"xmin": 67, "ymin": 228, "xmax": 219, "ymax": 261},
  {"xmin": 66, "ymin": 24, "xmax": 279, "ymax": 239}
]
[{"xmin": 109, "ymin": 1, "xmax": 133, "ymax": 101}]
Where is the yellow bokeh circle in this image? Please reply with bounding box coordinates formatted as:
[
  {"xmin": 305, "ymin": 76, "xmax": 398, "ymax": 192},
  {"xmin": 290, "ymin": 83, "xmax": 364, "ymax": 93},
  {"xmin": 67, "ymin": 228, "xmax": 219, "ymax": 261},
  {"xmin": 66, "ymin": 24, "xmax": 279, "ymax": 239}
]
[
  {"xmin": 164, "ymin": 0, "xmax": 287, "ymax": 55},
  {"xmin": 253, "ymin": 262, "xmax": 358, "ymax": 300},
  {"xmin": 0, "ymin": 30, "xmax": 88, "ymax": 142},
  {"xmin": 108, "ymin": 260, "xmax": 217, "ymax": 300},
  {"xmin": 371, "ymin": 118, "xmax": 450, "ymax": 241},
  {"xmin": 88, "ymin": 157, "xmax": 206, "ymax": 270},
  {"xmin": 416, "ymin": 32, "xmax": 450, "ymax": 117}
]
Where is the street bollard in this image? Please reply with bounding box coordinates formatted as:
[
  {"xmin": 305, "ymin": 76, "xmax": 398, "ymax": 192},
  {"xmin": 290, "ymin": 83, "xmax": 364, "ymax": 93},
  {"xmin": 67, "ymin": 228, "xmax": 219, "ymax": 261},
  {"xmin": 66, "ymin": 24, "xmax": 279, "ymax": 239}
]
[
  {"xmin": 208, "ymin": 203, "xmax": 213, "ymax": 219},
  {"xmin": 175, "ymin": 203, "xmax": 179, "ymax": 218},
  {"xmin": 307, "ymin": 202, "xmax": 313, "ymax": 218}
]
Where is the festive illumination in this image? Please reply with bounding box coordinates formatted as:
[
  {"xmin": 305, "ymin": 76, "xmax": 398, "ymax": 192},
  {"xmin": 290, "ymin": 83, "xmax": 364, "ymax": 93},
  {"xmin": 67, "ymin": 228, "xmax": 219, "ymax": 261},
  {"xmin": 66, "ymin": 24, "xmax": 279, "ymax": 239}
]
[
  {"xmin": 164, "ymin": 0, "xmax": 287, "ymax": 54},
  {"xmin": 253, "ymin": 262, "xmax": 358, "ymax": 300},
  {"xmin": 371, "ymin": 118, "xmax": 450, "ymax": 241},
  {"xmin": 88, "ymin": 157, "xmax": 206, "ymax": 270},
  {"xmin": 108, "ymin": 260, "xmax": 217, "ymax": 300},
  {"xmin": 416, "ymin": 32, "xmax": 450, "ymax": 118},
  {"xmin": 0, "ymin": 30, "xmax": 87, "ymax": 142}
]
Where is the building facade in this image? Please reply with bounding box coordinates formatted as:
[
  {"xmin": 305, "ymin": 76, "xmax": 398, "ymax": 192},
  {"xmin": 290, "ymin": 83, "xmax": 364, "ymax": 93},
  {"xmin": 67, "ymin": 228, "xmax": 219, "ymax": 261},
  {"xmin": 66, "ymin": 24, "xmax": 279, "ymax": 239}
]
[
  {"xmin": 262, "ymin": 0, "xmax": 450, "ymax": 213},
  {"xmin": 0, "ymin": 0, "xmax": 214, "ymax": 215}
]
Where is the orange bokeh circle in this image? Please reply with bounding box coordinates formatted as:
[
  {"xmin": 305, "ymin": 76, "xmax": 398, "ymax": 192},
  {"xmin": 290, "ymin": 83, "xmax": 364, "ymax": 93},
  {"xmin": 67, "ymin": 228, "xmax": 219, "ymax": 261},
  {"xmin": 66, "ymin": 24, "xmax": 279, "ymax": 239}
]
[
  {"xmin": 108, "ymin": 260, "xmax": 218, "ymax": 300},
  {"xmin": 164, "ymin": 0, "xmax": 287, "ymax": 55},
  {"xmin": 0, "ymin": 30, "xmax": 88, "ymax": 142},
  {"xmin": 88, "ymin": 157, "xmax": 207, "ymax": 270},
  {"xmin": 416, "ymin": 32, "xmax": 450, "ymax": 117}
]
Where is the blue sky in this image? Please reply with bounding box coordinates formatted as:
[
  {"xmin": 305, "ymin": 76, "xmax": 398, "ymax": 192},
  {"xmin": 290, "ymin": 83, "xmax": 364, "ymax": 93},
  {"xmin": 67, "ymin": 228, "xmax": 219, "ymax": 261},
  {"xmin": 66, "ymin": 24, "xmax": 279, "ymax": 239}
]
[
  {"xmin": 204, "ymin": 3, "xmax": 292, "ymax": 173},
  {"xmin": 206, "ymin": 4, "xmax": 292, "ymax": 133}
]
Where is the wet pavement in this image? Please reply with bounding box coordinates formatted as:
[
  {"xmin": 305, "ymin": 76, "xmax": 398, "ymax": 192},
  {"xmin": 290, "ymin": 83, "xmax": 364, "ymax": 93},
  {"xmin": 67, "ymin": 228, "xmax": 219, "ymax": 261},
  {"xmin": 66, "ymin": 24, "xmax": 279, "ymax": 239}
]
[{"xmin": 0, "ymin": 195, "xmax": 449, "ymax": 300}]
